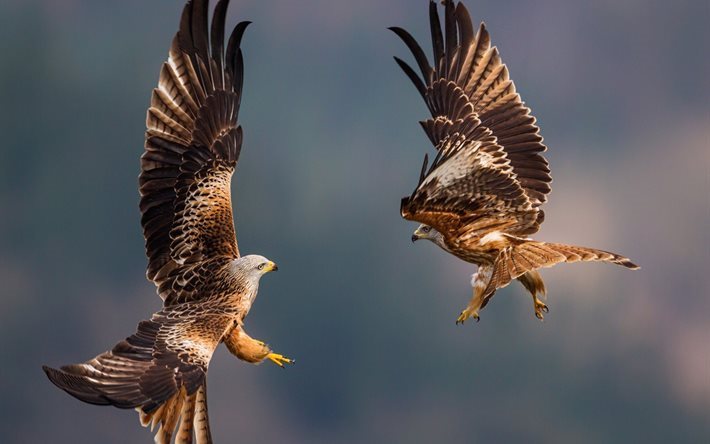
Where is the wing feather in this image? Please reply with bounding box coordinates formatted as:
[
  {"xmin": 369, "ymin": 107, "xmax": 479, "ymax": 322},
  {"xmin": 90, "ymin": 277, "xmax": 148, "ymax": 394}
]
[
  {"xmin": 392, "ymin": 0, "xmax": 552, "ymax": 238},
  {"xmin": 42, "ymin": 308, "xmax": 230, "ymax": 411},
  {"xmin": 43, "ymin": 306, "xmax": 232, "ymax": 442},
  {"xmin": 140, "ymin": 0, "xmax": 251, "ymax": 302}
]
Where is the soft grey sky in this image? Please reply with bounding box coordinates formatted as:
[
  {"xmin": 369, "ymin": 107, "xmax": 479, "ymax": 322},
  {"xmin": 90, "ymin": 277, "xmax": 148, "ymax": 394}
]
[{"xmin": 0, "ymin": 1, "xmax": 708, "ymax": 442}]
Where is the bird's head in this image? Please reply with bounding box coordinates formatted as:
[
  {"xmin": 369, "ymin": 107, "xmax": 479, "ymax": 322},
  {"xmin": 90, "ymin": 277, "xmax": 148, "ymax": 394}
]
[
  {"xmin": 411, "ymin": 224, "xmax": 444, "ymax": 246},
  {"xmin": 233, "ymin": 255, "xmax": 278, "ymax": 281}
]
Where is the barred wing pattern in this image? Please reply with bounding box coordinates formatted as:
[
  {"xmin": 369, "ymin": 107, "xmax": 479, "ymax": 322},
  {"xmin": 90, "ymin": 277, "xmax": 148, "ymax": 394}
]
[
  {"xmin": 44, "ymin": 2, "xmax": 280, "ymax": 442},
  {"xmin": 43, "ymin": 305, "xmax": 232, "ymax": 443},
  {"xmin": 392, "ymin": 0, "xmax": 551, "ymax": 239},
  {"xmin": 140, "ymin": 0, "xmax": 249, "ymax": 302},
  {"xmin": 43, "ymin": 309, "xmax": 229, "ymax": 412}
]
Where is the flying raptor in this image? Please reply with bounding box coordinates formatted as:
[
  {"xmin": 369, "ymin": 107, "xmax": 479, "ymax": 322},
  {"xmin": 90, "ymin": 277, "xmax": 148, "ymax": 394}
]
[
  {"xmin": 43, "ymin": 1, "xmax": 293, "ymax": 442},
  {"xmin": 390, "ymin": 0, "xmax": 638, "ymax": 324}
]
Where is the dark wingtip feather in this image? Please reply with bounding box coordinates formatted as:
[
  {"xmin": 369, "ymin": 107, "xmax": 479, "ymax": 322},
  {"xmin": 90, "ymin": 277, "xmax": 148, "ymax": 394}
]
[
  {"xmin": 393, "ymin": 57, "xmax": 426, "ymax": 98},
  {"xmin": 226, "ymin": 21, "xmax": 252, "ymax": 60},
  {"xmin": 178, "ymin": 1, "xmax": 195, "ymax": 54},
  {"xmin": 191, "ymin": 0, "xmax": 212, "ymax": 90},
  {"xmin": 400, "ymin": 196, "xmax": 411, "ymax": 216},
  {"xmin": 419, "ymin": 153, "xmax": 429, "ymax": 184},
  {"xmin": 226, "ymin": 21, "xmax": 251, "ymax": 91},
  {"xmin": 443, "ymin": 0, "xmax": 456, "ymax": 76},
  {"xmin": 429, "ymin": 0, "xmax": 444, "ymax": 72},
  {"xmin": 621, "ymin": 260, "xmax": 640, "ymax": 270},
  {"xmin": 43, "ymin": 365, "xmax": 111, "ymax": 406},
  {"xmin": 210, "ymin": 0, "xmax": 231, "ymax": 89},
  {"xmin": 389, "ymin": 26, "xmax": 433, "ymax": 83},
  {"xmin": 42, "ymin": 364, "xmax": 55, "ymax": 380}
]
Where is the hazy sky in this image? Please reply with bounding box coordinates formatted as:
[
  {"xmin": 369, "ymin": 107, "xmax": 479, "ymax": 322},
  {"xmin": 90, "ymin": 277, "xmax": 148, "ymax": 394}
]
[{"xmin": 0, "ymin": 1, "xmax": 708, "ymax": 443}]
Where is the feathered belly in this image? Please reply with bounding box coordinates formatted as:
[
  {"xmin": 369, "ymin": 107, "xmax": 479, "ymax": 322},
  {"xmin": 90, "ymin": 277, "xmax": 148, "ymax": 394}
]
[
  {"xmin": 443, "ymin": 237, "xmax": 501, "ymax": 266},
  {"xmin": 452, "ymin": 248, "xmax": 497, "ymax": 265}
]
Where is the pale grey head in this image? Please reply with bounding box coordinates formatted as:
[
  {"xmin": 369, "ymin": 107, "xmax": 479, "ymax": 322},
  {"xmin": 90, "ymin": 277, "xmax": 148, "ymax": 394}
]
[
  {"xmin": 230, "ymin": 254, "xmax": 278, "ymax": 285},
  {"xmin": 411, "ymin": 223, "xmax": 446, "ymax": 249}
]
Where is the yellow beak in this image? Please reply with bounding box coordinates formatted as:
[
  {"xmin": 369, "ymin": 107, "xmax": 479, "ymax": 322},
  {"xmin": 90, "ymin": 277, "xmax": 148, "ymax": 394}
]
[{"xmin": 264, "ymin": 261, "xmax": 278, "ymax": 272}]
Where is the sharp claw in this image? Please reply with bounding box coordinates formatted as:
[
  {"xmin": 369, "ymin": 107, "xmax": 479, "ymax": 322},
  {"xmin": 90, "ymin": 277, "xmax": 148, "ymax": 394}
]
[
  {"xmin": 267, "ymin": 353, "xmax": 294, "ymax": 368},
  {"xmin": 542, "ymin": 305, "xmax": 549, "ymax": 313},
  {"xmin": 456, "ymin": 309, "xmax": 480, "ymax": 325}
]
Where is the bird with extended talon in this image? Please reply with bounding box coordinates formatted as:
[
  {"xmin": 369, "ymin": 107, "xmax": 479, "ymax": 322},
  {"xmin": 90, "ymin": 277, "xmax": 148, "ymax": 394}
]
[
  {"xmin": 43, "ymin": 1, "xmax": 294, "ymax": 442},
  {"xmin": 393, "ymin": 1, "xmax": 638, "ymax": 325}
]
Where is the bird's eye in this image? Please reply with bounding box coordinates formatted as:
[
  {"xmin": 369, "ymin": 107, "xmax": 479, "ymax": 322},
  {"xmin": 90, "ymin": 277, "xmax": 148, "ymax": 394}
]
[
  {"xmin": 422, "ymin": 226, "xmax": 431, "ymax": 233},
  {"xmin": 257, "ymin": 263, "xmax": 265, "ymax": 270}
]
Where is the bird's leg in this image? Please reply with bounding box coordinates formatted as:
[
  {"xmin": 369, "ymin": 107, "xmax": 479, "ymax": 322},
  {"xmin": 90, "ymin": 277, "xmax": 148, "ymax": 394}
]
[
  {"xmin": 456, "ymin": 284, "xmax": 483, "ymax": 324},
  {"xmin": 532, "ymin": 295, "xmax": 548, "ymax": 321},
  {"xmin": 224, "ymin": 325, "xmax": 294, "ymax": 368},
  {"xmin": 517, "ymin": 271, "xmax": 548, "ymax": 321},
  {"xmin": 265, "ymin": 352, "xmax": 294, "ymax": 368},
  {"xmin": 456, "ymin": 266, "xmax": 492, "ymax": 325}
]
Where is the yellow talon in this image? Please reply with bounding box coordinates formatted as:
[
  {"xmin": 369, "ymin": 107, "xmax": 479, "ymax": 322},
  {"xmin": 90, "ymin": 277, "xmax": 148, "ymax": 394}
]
[
  {"xmin": 534, "ymin": 299, "xmax": 548, "ymax": 321},
  {"xmin": 267, "ymin": 353, "xmax": 294, "ymax": 368},
  {"xmin": 456, "ymin": 308, "xmax": 480, "ymax": 325}
]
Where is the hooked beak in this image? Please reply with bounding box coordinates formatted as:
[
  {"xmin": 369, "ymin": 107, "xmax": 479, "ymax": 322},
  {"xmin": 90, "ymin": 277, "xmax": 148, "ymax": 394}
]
[
  {"xmin": 411, "ymin": 231, "xmax": 421, "ymax": 242},
  {"xmin": 265, "ymin": 261, "xmax": 278, "ymax": 272}
]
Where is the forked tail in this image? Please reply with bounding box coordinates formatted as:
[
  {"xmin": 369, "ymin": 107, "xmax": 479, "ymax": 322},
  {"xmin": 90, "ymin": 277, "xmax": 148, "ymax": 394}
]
[
  {"xmin": 515, "ymin": 241, "xmax": 639, "ymax": 272},
  {"xmin": 488, "ymin": 240, "xmax": 639, "ymax": 295}
]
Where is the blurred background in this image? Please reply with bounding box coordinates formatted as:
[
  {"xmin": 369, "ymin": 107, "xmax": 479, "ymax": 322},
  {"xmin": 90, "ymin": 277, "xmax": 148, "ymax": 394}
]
[{"xmin": 1, "ymin": 0, "xmax": 708, "ymax": 442}]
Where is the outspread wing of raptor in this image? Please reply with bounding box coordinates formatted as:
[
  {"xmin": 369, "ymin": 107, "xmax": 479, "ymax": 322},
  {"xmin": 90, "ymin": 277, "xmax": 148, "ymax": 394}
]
[
  {"xmin": 44, "ymin": 2, "xmax": 292, "ymax": 443},
  {"xmin": 140, "ymin": 0, "xmax": 247, "ymax": 305},
  {"xmin": 43, "ymin": 309, "xmax": 231, "ymax": 442},
  {"xmin": 392, "ymin": 0, "xmax": 550, "ymax": 240},
  {"xmin": 392, "ymin": 0, "xmax": 637, "ymax": 324}
]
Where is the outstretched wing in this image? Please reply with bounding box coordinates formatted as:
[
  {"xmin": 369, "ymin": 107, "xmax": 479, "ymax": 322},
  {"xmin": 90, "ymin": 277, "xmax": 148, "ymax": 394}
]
[
  {"xmin": 43, "ymin": 306, "xmax": 232, "ymax": 442},
  {"xmin": 400, "ymin": 118, "xmax": 538, "ymax": 240},
  {"xmin": 140, "ymin": 0, "xmax": 249, "ymax": 301},
  {"xmin": 391, "ymin": 0, "xmax": 550, "ymax": 238}
]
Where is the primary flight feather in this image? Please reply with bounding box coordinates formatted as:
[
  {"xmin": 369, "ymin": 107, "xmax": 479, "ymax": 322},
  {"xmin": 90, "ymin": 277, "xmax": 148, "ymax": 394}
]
[
  {"xmin": 43, "ymin": 1, "xmax": 293, "ymax": 443},
  {"xmin": 390, "ymin": 0, "xmax": 638, "ymax": 324}
]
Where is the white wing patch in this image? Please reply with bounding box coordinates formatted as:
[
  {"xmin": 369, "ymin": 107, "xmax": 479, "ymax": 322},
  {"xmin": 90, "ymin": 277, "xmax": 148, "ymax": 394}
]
[
  {"xmin": 421, "ymin": 137, "xmax": 481, "ymax": 188},
  {"xmin": 480, "ymin": 231, "xmax": 505, "ymax": 245}
]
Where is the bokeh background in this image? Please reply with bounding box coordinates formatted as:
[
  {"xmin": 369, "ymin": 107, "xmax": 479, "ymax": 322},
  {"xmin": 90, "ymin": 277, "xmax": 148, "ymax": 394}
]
[{"xmin": 1, "ymin": 0, "xmax": 708, "ymax": 442}]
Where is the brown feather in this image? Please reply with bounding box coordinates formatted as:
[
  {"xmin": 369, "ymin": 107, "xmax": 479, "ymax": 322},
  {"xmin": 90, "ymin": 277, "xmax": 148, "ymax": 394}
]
[
  {"xmin": 140, "ymin": 0, "xmax": 249, "ymax": 303},
  {"xmin": 392, "ymin": 0, "xmax": 552, "ymax": 232}
]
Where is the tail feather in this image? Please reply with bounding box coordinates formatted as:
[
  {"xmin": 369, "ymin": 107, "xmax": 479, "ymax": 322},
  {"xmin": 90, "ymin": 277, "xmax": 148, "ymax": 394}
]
[
  {"xmin": 193, "ymin": 384, "xmax": 213, "ymax": 444},
  {"xmin": 175, "ymin": 392, "xmax": 198, "ymax": 444},
  {"xmin": 486, "ymin": 240, "xmax": 639, "ymax": 296},
  {"xmin": 524, "ymin": 242, "xmax": 640, "ymax": 270},
  {"xmin": 154, "ymin": 389, "xmax": 185, "ymax": 444}
]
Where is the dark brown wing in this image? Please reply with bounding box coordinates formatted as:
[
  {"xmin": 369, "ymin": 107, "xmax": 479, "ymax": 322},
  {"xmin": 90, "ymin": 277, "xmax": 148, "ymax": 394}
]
[
  {"xmin": 391, "ymin": 0, "xmax": 551, "ymax": 236},
  {"xmin": 140, "ymin": 0, "xmax": 249, "ymax": 301},
  {"xmin": 43, "ymin": 305, "xmax": 231, "ymax": 442},
  {"xmin": 399, "ymin": 114, "xmax": 538, "ymax": 240}
]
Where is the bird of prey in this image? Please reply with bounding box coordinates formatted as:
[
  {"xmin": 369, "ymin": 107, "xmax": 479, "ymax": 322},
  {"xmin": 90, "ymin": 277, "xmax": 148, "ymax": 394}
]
[
  {"xmin": 390, "ymin": 0, "xmax": 639, "ymax": 324},
  {"xmin": 43, "ymin": 1, "xmax": 293, "ymax": 442}
]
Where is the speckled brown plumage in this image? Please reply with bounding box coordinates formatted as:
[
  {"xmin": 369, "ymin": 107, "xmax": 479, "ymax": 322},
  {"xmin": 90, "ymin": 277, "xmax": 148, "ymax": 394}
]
[
  {"xmin": 43, "ymin": 2, "xmax": 292, "ymax": 443},
  {"xmin": 392, "ymin": 1, "xmax": 638, "ymax": 323}
]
